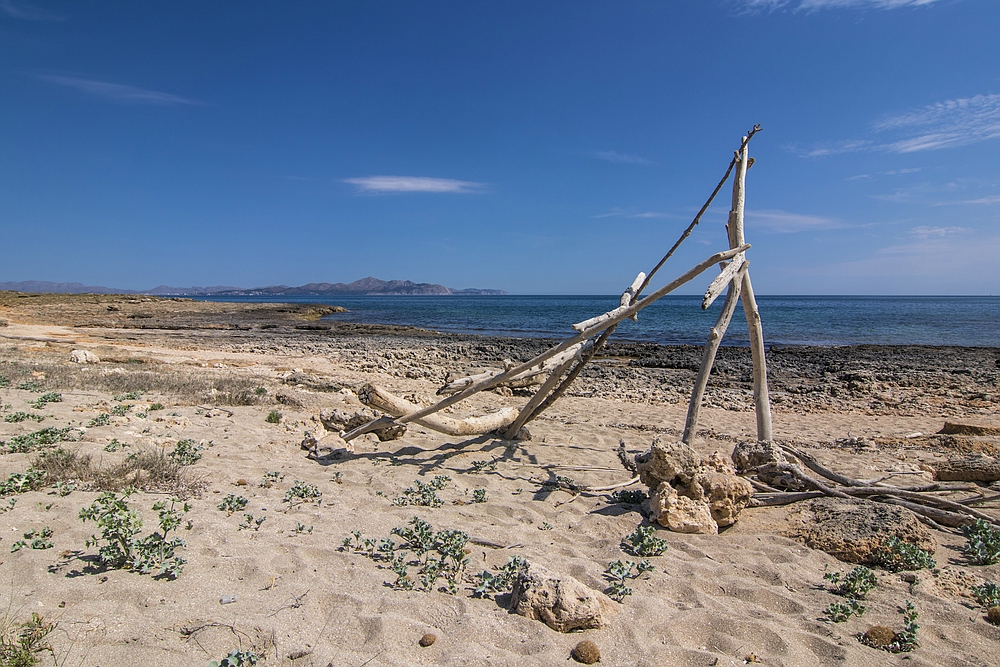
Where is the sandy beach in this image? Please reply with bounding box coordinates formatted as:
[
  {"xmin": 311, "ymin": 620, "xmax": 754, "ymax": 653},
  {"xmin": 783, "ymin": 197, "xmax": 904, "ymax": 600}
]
[{"xmin": 1, "ymin": 293, "xmax": 998, "ymax": 667}]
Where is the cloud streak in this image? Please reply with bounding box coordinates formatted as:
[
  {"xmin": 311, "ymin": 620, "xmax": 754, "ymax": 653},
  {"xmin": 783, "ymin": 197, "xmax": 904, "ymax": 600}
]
[
  {"xmin": 798, "ymin": 94, "xmax": 1000, "ymax": 156},
  {"xmin": 738, "ymin": 0, "xmax": 939, "ymax": 10},
  {"xmin": 590, "ymin": 150, "xmax": 652, "ymax": 165},
  {"xmin": 744, "ymin": 209, "xmax": 844, "ymax": 233},
  {"xmin": 39, "ymin": 75, "xmax": 200, "ymax": 105},
  {"xmin": 343, "ymin": 176, "xmax": 487, "ymax": 193},
  {"xmin": 1, "ymin": 0, "xmax": 67, "ymax": 20}
]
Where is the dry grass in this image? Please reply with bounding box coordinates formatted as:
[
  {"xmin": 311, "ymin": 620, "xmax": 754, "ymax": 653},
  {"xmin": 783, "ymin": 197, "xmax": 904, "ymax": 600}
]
[{"xmin": 33, "ymin": 448, "xmax": 204, "ymax": 498}]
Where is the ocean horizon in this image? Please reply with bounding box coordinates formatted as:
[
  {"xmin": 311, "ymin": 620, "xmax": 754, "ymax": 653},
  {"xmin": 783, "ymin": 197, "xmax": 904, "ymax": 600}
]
[{"xmin": 194, "ymin": 294, "xmax": 1000, "ymax": 348}]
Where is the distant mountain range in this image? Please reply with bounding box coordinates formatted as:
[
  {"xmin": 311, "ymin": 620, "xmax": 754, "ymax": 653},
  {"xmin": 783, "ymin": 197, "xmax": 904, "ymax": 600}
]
[{"xmin": 0, "ymin": 277, "xmax": 507, "ymax": 297}]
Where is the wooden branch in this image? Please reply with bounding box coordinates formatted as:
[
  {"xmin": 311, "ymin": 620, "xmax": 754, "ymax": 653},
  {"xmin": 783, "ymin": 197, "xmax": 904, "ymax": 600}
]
[
  {"xmin": 683, "ymin": 262, "xmax": 748, "ymax": 445},
  {"xmin": 877, "ymin": 497, "xmax": 974, "ymax": 528},
  {"xmin": 436, "ymin": 342, "xmax": 589, "ymax": 395},
  {"xmin": 776, "ymin": 463, "xmax": 852, "ymax": 499},
  {"xmin": 572, "ymin": 305, "xmax": 631, "ymax": 332},
  {"xmin": 356, "ymin": 384, "xmax": 518, "ymax": 437},
  {"xmin": 585, "ymin": 476, "xmax": 641, "ymax": 493},
  {"xmin": 702, "ymin": 257, "xmax": 745, "ymax": 310},
  {"xmin": 620, "ymin": 272, "xmax": 645, "ymax": 322},
  {"xmin": 501, "ymin": 354, "xmax": 577, "ymax": 440},
  {"xmin": 750, "ymin": 491, "xmax": 823, "ymax": 507},
  {"xmin": 341, "ymin": 245, "xmax": 749, "ymax": 442},
  {"xmin": 779, "ymin": 445, "xmax": 868, "ymax": 487}
]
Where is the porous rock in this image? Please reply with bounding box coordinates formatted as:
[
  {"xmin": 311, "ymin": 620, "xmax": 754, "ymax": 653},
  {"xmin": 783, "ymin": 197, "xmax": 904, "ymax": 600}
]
[
  {"xmin": 788, "ymin": 497, "xmax": 936, "ymax": 565},
  {"xmin": 635, "ymin": 438, "xmax": 699, "ymax": 488},
  {"xmin": 686, "ymin": 472, "xmax": 754, "ymax": 527},
  {"xmin": 70, "ymin": 349, "xmax": 100, "ymax": 364},
  {"xmin": 301, "ymin": 431, "xmax": 354, "ymax": 459},
  {"xmin": 731, "ymin": 440, "xmax": 786, "ymax": 473},
  {"xmin": 510, "ymin": 563, "xmax": 616, "ymax": 632},
  {"xmin": 702, "ymin": 450, "xmax": 737, "ymax": 475},
  {"xmin": 571, "ymin": 640, "xmax": 601, "ymax": 664},
  {"xmin": 756, "ymin": 462, "xmax": 807, "ymax": 491},
  {"xmin": 648, "ymin": 482, "xmax": 717, "ymax": 534},
  {"xmin": 319, "ymin": 407, "xmax": 406, "ymax": 441},
  {"xmin": 933, "ymin": 455, "xmax": 1000, "ymax": 483}
]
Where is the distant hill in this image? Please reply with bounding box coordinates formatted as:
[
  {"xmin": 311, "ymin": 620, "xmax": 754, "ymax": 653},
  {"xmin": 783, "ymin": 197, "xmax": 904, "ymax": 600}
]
[{"xmin": 0, "ymin": 277, "xmax": 506, "ymax": 297}]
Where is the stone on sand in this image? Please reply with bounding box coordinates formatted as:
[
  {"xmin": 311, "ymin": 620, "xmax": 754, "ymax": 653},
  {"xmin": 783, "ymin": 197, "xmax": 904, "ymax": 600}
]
[
  {"xmin": 686, "ymin": 471, "xmax": 754, "ymax": 527},
  {"xmin": 510, "ymin": 563, "xmax": 616, "ymax": 632},
  {"xmin": 648, "ymin": 482, "xmax": 717, "ymax": 534},
  {"xmin": 731, "ymin": 440, "xmax": 786, "ymax": 473},
  {"xmin": 933, "ymin": 455, "xmax": 1000, "ymax": 482},
  {"xmin": 70, "ymin": 349, "xmax": 100, "ymax": 363},
  {"xmin": 318, "ymin": 406, "xmax": 406, "ymax": 441},
  {"xmin": 635, "ymin": 438, "xmax": 699, "ymax": 488}
]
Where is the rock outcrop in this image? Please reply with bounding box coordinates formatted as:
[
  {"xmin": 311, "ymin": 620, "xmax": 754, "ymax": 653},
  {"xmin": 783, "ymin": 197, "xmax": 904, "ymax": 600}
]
[{"xmin": 510, "ymin": 563, "xmax": 616, "ymax": 632}]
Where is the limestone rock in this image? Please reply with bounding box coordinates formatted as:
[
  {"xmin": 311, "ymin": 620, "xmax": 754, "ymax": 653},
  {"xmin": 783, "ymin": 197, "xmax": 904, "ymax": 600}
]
[
  {"xmin": 510, "ymin": 563, "xmax": 616, "ymax": 632},
  {"xmin": 301, "ymin": 431, "xmax": 354, "ymax": 459},
  {"xmin": 635, "ymin": 438, "xmax": 699, "ymax": 488},
  {"xmin": 731, "ymin": 440, "xmax": 786, "ymax": 473},
  {"xmin": 648, "ymin": 482, "xmax": 717, "ymax": 534},
  {"xmin": 687, "ymin": 472, "xmax": 754, "ymax": 527},
  {"xmin": 756, "ymin": 462, "xmax": 807, "ymax": 491},
  {"xmin": 701, "ymin": 450, "xmax": 737, "ymax": 475},
  {"xmin": 319, "ymin": 407, "xmax": 406, "ymax": 442},
  {"xmin": 788, "ymin": 497, "xmax": 936, "ymax": 565},
  {"xmin": 70, "ymin": 349, "xmax": 100, "ymax": 364}
]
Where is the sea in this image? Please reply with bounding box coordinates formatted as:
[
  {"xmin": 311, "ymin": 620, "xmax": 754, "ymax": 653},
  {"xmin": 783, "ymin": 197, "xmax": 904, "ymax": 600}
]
[{"xmin": 193, "ymin": 295, "xmax": 1000, "ymax": 348}]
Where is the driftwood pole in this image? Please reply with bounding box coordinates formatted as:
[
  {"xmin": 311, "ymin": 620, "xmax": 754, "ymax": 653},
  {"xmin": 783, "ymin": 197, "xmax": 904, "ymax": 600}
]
[
  {"xmin": 728, "ymin": 138, "xmax": 773, "ymax": 442},
  {"xmin": 682, "ymin": 261, "xmax": 749, "ymax": 444}
]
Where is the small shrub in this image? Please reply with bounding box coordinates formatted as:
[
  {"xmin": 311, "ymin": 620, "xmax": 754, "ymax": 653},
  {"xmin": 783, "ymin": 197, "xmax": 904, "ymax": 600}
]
[
  {"xmin": 471, "ymin": 488, "xmax": 487, "ymax": 503},
  {"xmin": 87, "ymin": 414, "xmax": 111, "ymax": 428},
  {"xmin": 148, "ymin": 403, "xmax": 164, "ymax": 411},
  {"xmin": 858, "ymin": 601, "xmax": 918, "ymax": 653},
  {"xmin": 10, "ymin": 527, "xmax": 53, "ymax": 552},
  {"xmin": 113, "ymin": 391, "xmax": 143, "ymax": 401},
  {"xmin": 393, "ymin": 476, "xmax": 450, "ymax": 507},
  {"xmin": 4, "ymin": 412, "xmax": 44, "ymax": 424},
  {"xmin": 872, "ymin": 536, "xmax": 935, "ymax": 572},
  {"xmin": 238, "ymin": 514, "xmax": 266, "ymax": 531},
  {"xmin": 3, "ymin": 427, "xmax": 75, "ymax": 454},
  {"xmin": 469, "ymin": 459, "xmax": 497, "ymax": 474},
  {"xmin": 265, "ymin": 410, "xmax": 282, "ymax": 424},
  {"xmin": 110, "ymin": 404, "xmax": 132, "ymax": 417},
  {"xmin": 79, "ymin": 491, "xmax": 190, "ymax": 578},
  {"xmin": 103, "ymin": 438, "xmax": 128, "ymax": 452},
  {"xmin": 381, "ymin": 517, "xmax": 469, "ymax": 593},
  {"xmin": 16, "ymin": 381, "xmax": 44, "ymax": 392},
  {"xmin": 824, "ymin": 566, "xmax": 878, "ymax": 600},
  {"xmin": 208, "ymin": 649, "xmax": 258, "ymax": 667},
  {"xmin": 622, "ymin": 526, "xmax": 668, "ymax": 557},
  {"xmin": 0, "ymin": 375, "xmax": 8, "ymax": 388},
  {"xmin": 604, "ymin": 559, "xmax": 654, "ymax": 602},
  {"xmin": 283, "ymin": 481, "xmax": 321, "ymax": 506},
  {"xmin": 610, "ymin": 489, "xmax": 647, "ymax": 504},
  {"xmin": 0, "ymin": 612, "xmax": 55, "ymax": 666},
  {"xmin": 259, "ymin": 471, "xmax": 283, "ymax": 488},
  {"xmin": 962, "ymin": 519, "xmax": 1000, "ymax": 566},
  {"xmin": 28, "ymin": 393, "xmax": 61, "ymax": 410},
  {"xmin": 473, "ymin": 556, "xmax": 527, "ymax": 598},
  {"xmin": 824, "ymin": 598, "xmax": 866, "ymax": 622},
  {"xmin": 168, "ymin": 439, "xmax": 203, "ymax": 466},
  {"xmin": 0, "ymin": 469, "xmax": 45, "ymax": 495},
  {"xmin": 217, "ymin": 494, "xmax": 248, "ymax": 516},
  {"xmin": 972, "ymin": 582, "xmax": 1000, "ymax": 608}
]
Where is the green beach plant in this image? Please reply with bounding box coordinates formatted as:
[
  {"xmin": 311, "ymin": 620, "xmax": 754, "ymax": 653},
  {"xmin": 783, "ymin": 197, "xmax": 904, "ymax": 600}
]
[
  {"xmin": 962, "ymin": 519, "xmax": 1000, "ymax": 565},
  {"xmin": 622, "ymin": 526, "xmax": 668, "ymax": 557},
  {"xmin": 872, "ymin": 536, "xmax": 935, "ymax": 572}
]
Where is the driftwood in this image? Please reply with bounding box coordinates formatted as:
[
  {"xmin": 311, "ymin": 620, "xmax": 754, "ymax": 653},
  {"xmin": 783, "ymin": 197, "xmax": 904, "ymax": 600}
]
[
  {"xmin": 342, "ymin": 244, "xmax": 749, "ymax": 442},
  {"xmin": 702, "ymin": 257, "xmax": 745, "ymax": 310},
  {"xmin": 750, "ymin": 445, "xmax": 1000, "ymax": 530},
  {"xmin": 682, "ymin": 262, "xmax": 748, "ymax": 445},
  {"xmin": 356, "ymin": 384, "xmax": 517, "ymax": 437},
  {"xmin": 436, "ymin": 342, "xmax": 590, "ymax": 396},
  {"xmin": 933, "ymin": 456, "xmax": 1000, "ymax": 483},
  {"xmin": 501, "ymin": 355, "xmax": 577, "ymax": 440}
]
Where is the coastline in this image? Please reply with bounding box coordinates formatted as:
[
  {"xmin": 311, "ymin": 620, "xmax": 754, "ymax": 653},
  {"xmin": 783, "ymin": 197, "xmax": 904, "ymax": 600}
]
[{"xmin": 0, "ymin": 293, "xmax": 998, "ymax": 665}]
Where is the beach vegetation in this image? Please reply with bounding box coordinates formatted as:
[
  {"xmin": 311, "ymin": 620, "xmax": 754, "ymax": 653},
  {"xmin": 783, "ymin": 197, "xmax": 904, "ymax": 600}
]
[
  {"xmin": 217, "ymin": 494, "xmax": 248, "ymax": 516},
  {"xmin": 27, "ymin": 393, "xmax": 60, "ymax": 410},
  {"xmin": 259, "ymin": 471, "xmax": 283, "ymax": 488},
  {"xmin": 0, "ymin": 611, "xmax": 55, "ymax": 667},
  {"xmin": 265, "ymin": 410, "xmax": 281, "ymax": 424},
  {"xmin": 113, "ymin": 391, "xmax": 143, "ymax": 401},
  {"xmin": 604, "ymin": 559, "xmax": 654, "ymax": 602},
  {"xmin": 393, "ymin": 476, "xmax": 450, "ymax": 507},
  {"xmin": 622, "ymin": 526, "xmax": 668, "ymax": 557},
  {"xmin": 79, "ymin": 491, "xmax": 190, "ymax": 578},
  {"xmin": 473, "ymin": 556, "xmax": 527, "ymax": 598},
  {"xmin": 825, "ymin": 598, "xmax": 866, "ymax": 622},
  {"xmin": 15, "ymin": 381, "xmax": 44, "ymax": 392},
  {"xmin": 469, "ymin": 459, "xmax": 498, "ymax": 474},
  {"xmin": 283, "ymin": 481, "xmax": 321, "ymax": 506},
  {"xmin": 238, "ymin": 514, "xmax": 266, "ymax": 531},
  {"xmin": 972, "ymin": 582, "xmax": 1000, "ymax": 608},
  {"xmin": 2, "ymin": 427, "xmax": 75, "ymax": 454},
  {"xmin": 859, "ymin": 602, "xmax": 918, "ymax": 653},
  {"xmin": 471, "ymin": 488, "xmax": 487, "ymax": 503},
  {"xmin": 208, "ymin": 649, "xmax": 258, "ymax": 667},
  {"xmin": 0, "ymin": 469, "xmax": 44, "ymax": 495},
  {"xmin": 148, "ymin": 402, "xmax": 164, "ymax": 411},
  {"xmin": 610, "ymin": 489, "xmax": 647, "ymax": 504},
  {"xmin": 3, "ymin": 413, "xmax": 43, "ymax": 424},
  {"xmin": 962, "ymin": 519, "xmax": 1000, "ymax": 565},
  {"xmin": 824, "ymin": 566, "xmax": 877, "ymax": 600},
  {"xmin": 33, "ymin": 447, "xmax": 198, "ymax": 496},
  {"xmin": 109, "ymin": 403, "xmax": 132, "ymax": 417},
  {"xmin": 87, "ymin": 414, "xmax": 111, "ymax": 428},
  {"xmin": 10, "ymin": 527, "xmax": 53, "ymax": 553},
  {"xmin": 168, "ymin": 439, "xmax": 203, "ymax": 466},
  {"xmin": 872, "ymin": 537, "xmax": 935, "ymax": 572},
  {"xmin": 103, "ymin": 438, "xmax": 127, "ymax": 452}
]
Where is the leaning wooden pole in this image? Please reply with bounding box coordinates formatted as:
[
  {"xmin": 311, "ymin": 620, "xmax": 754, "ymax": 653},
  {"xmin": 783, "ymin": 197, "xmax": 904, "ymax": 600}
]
[
  {"xmin": 501, "ymin": 355, "xmax": 578, "ymax": 440},
  {"xmin": 682, "ymin": 261, "xmax": 749, "ymax": 445},
  {"xmin": 728, "ymin": 138, "xmax": 773, "ymax": 442}
]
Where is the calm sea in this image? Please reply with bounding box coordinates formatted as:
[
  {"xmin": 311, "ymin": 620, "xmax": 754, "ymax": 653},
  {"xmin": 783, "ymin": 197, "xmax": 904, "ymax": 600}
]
[{"xmin": 194, "ymin": 295, "xmax": 1000, "ymax": 348}]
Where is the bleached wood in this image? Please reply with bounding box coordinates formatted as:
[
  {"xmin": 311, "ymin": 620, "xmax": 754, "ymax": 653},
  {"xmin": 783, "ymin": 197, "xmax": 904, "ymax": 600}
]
[
  {"xmin": 436, "ymin": 342, "xmax": 589, "ymax": 395},
  {"xmin": 357, "ymin": 384, "xmax": 518, "ymax": 437},
  {"xmin": 682, "ymin": 262, "xmax": 749, "ymax": 444},
  {"xmin": 702, "ymin": 256, "xmax": 745, "ymax": 310},
  {"xmin": 572, "ymin": 304, "xmax": 631, "ymax": 332},
  {"xmin": 501, "ymin": 355, "xmax": 578, "ymax": 440},
  {"xmin": 620, "ymin": 271, "xmax": 645, "ymax": 321},
  {"xmin": 728, "ymin": 140, "xmax": 773, "ymax": 443},
  {"xmin": 341, "ymin": 244, "xmax": 749, "ymax": 441}
]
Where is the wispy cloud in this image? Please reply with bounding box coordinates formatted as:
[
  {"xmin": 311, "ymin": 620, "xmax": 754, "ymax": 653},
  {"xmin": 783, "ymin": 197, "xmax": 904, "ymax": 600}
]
[
  {"xmin": 1, "ymin": 0, "xmax": 67, "ymax": 20},
  {"xmin": 343, "ymin": 176, "xmax": 487, "ymax": 194},
  {"xmin": 39, "ymin": 75, "xmax": 200, "ymax": 105},
  {"xmin": 744, "ymin": 209, "xmax": 844, "ymax": 233},
  {"xmin": 593, "ymin": 208, "xmax": 677, "ymax": 219},
  {"xmin": 797, "ymin": 94, "xmax": 1000, "ymax": 156},
  {"xmin": 738, "ymin": 0, "xmax": 940, "ymax": 10},
  {"xmin": 589, "ymin": 150, "xmax": 652, "ymax": 165},
  {"xmin": 908, "ymin": 225, "xmax": 970, "ymax": 240},
  {"xmin": 931, "ymin": 194, "xmax": 1000, "ymax": 206}
]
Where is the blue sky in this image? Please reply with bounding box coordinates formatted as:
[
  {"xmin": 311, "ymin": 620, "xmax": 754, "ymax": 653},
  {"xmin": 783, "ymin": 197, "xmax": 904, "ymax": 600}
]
[{"xmin": 1, "ymin": 0, "xmax": 997, "ymax": 295}]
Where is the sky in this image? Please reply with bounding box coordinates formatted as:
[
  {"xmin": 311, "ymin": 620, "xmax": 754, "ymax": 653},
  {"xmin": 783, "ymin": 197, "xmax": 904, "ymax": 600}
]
[{"xmin": 1, "ymin": 0, "xmax": 998, "ymax": 295}]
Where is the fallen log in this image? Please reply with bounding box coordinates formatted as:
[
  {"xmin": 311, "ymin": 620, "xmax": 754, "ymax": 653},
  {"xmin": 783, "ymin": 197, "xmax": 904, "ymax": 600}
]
[
  {"xmin": 357, "ymin": 384, "xmax": 518, "ymax": 437},
  {"xmin": 933, "ymin": 456, "xmax": 1000, "ymax": 483}
]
